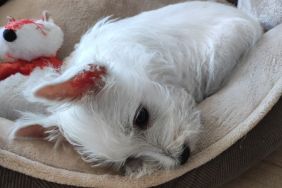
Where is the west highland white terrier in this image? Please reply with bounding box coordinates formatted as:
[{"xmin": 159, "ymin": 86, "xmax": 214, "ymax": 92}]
[{"xmin": 10, "ymin": 1, "xmax": 262, "ymax": 177}]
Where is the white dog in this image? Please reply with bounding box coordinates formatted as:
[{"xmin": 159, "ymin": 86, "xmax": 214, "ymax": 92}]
[{"xmin": 10, "ymin": 1, "xmax": 262, "ymax": 177}]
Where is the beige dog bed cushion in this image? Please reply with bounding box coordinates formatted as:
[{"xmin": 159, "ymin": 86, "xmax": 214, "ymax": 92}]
[{"xmin": 0, "ymin": 0, "xmax": 282, "ymax": 187}]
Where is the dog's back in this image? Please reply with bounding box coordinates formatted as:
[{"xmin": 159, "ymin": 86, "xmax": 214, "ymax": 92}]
[{"xmin": 69, "ymin": 1, "xmax": 262, "ymax": 101}]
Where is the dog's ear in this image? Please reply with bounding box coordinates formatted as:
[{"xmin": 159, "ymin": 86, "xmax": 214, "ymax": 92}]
[
  {"xmin": 13, "ymin": 125, "xmax": 49, "ymax": 139},
  {"xmin": 35, "ymin": 65, "xmax": 107, "ymax": 101}
]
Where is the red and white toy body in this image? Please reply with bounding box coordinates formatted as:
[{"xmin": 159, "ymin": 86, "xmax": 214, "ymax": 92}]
[{"xmin": 0, "ymin": 11, "xmax": 64, "ymax": 80}]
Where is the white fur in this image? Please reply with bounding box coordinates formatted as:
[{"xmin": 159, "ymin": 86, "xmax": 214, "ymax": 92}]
[
  {"xmin": 0, "ymin": 15, "xmax": 63, "ymax": 120},
  {"xmin": 13, "ymin": 1, "xmax": 262, "ymax": 176}
]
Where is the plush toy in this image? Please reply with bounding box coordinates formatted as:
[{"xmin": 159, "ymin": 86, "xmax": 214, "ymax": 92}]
[
  {"xmin": 0, "ymin": 11, "xmax": 64, "ymax": 81},
  {"xmin": 238, "ymin": 0, "xmax": 282, "ymax": 30}
]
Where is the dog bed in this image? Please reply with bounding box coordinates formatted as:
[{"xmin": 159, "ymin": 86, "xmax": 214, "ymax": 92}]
[{"xmin": 0, "ymin": 0, "xmax": 281, "ymax": 187}]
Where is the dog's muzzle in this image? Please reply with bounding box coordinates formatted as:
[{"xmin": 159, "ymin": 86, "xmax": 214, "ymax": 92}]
[{"xmin": 179, "ymin": 144, "xmax": 190, "ymax": 165}]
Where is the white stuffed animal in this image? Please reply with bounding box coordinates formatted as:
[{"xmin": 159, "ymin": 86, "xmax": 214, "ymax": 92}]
[
  {"xmin": 0, "ymin": 11, "xmax": 63, "ymax": 80},
  {"xmin": 0, "ymin": 11, "xmax": 63, "ymax": 120}
]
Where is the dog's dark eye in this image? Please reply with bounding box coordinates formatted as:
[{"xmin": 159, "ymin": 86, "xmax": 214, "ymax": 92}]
[{"xmin": 133, "ymin": 106, "xmax": 150, "ymax": 130}]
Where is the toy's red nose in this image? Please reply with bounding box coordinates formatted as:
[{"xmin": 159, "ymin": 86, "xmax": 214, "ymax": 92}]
[{"xmin": 3, "ymin": 29, "xmax": 17, "ymax": 42}]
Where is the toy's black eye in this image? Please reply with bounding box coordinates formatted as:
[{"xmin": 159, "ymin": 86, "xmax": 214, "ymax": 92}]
[
  {"xmin": 3, "ymin": 29, "xmax": 17, "ymax": 42},
  {"xmin": 133, "ymin": 106, "xmax": 150, "ymax": 130}
]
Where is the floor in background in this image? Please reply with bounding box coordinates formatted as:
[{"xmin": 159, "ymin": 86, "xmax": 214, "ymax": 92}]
[{"xmin": 223, "ymin": 145, "xmax": 282, "ymax": 188}]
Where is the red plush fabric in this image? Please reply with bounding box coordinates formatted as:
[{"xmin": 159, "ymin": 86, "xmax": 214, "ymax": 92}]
[{"xmin": 0, "ymin": 56, "xmax": 62, "ymax": 81}]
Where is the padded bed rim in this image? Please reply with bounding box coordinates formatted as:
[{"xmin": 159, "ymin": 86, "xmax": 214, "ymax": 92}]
[{"xmin": 0, "ymin": 78, "xmax": 281, "ymax": 188}]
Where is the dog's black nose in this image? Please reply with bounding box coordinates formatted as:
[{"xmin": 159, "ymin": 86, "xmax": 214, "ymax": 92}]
[
  {"xmin": 179, "ymin": 144, "xmax": 190, "ymax": 165},
  {"xmin": 3, "ymin": 29, "xmax": 17, "ymax": 42}
]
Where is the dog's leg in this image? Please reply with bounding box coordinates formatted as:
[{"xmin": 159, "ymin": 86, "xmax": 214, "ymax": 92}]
[{"xmin": 204, "ymin": 18, "xmax": 262, "ymax": 96}]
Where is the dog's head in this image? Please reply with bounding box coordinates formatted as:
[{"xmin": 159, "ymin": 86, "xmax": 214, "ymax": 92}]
[
  {"xmin": 14, "ymin": 61, "xmax": 201, "ymax": 176},
  {"xmin": 13, "ymin": 18, "xmax": 201, "ymax": 176}
]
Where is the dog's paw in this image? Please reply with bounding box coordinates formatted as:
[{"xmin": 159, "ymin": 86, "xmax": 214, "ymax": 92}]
[{"xmin": 121, "ymin": 158, "xmax": 159, "ymax": 178}]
